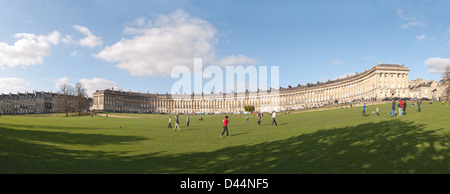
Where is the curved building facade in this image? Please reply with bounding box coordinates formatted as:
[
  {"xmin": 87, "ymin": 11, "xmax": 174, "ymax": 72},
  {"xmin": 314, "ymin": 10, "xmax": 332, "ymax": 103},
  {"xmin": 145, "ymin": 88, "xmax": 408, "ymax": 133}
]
[{"xmin": 91, "ymin": 63, "xmax": 410, "ymax": 114}]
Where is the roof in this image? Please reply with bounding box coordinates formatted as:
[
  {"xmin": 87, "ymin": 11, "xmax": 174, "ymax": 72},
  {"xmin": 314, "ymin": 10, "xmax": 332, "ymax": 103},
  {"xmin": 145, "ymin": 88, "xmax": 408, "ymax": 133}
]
[{"xmin": 377, "ymin": 64, "xmax": 402, "ymax": 67}]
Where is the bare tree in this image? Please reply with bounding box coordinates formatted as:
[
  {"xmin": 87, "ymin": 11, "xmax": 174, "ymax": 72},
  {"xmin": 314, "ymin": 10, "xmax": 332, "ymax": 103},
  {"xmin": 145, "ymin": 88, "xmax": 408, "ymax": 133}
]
[
  {"xmin": 74, "ymin": 82, "xmax": 89, "ymax": 117},
  {"xmin": 59, "ymin": 83, "xmax": 75, "ymax": 117}
]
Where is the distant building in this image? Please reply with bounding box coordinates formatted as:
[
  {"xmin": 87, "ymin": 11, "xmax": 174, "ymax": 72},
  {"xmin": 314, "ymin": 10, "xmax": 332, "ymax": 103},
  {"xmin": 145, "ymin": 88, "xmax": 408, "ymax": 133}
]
[
  {"xmin": 0, "ymin": 91, "xmax": 91, "ymax": 115},
  {"xmin": 3, "ymin": 63, "xmax": 447, "ymax": 115},
  {"xmin": 409, "ymin": 76, "xmax": 450, "ymax": 100},
  {"xmin": 91, "ymin": 63, "xmax": 416, "ymax": 114}
]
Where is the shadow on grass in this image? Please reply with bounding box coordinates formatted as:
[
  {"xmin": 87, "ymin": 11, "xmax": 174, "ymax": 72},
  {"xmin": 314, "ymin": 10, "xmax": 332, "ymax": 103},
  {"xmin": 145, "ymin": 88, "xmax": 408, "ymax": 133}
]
[
  {"xmin": 149, "ymin": 120, "xmax": 449, "ymax": 174},
  {"xmin": 0, "ymin": 120, "xmax": 448, "ymax": 173}
]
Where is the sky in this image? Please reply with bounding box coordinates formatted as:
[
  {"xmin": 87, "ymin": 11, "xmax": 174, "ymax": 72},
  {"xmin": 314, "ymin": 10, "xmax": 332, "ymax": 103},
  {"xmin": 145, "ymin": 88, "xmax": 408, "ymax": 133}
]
[{"xmin": 1, "ymin": 0, "xmax": 450, "ymax": 96}]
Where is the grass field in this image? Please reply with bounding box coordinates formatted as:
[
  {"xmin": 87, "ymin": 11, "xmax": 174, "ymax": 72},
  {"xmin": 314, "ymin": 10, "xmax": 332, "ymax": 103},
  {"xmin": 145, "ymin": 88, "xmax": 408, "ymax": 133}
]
[{"xmin": 0, "ymin": 102, "xmax": 448, "ymax": 174}]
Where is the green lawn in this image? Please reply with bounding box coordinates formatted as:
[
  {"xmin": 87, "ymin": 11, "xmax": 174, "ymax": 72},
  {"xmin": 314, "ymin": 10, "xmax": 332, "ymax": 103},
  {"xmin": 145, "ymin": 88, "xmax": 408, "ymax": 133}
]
[{"xmin": 0, "ymin": 102, "xmax": 448, "ymax": 174}]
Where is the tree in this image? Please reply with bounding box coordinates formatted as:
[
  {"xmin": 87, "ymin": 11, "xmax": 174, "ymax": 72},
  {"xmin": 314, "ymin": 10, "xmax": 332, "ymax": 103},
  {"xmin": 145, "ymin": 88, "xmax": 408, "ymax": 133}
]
[
  {"xmin": 244, "ymin": 106, "xmax": 255, "ymax": 112},
  {"xmin": 74, "ymin": 82, "xmax": 89, "ymax": 117},
  {"xmin": 58, "ymin": 83, "xmax": 74, "ymax": 117}
]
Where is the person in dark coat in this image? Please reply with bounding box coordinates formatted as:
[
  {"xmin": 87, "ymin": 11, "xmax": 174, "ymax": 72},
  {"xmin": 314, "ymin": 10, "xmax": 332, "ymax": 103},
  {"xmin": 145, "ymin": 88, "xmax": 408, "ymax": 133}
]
[{"xmin": 403, "ymin": 101, "xmax": 407, "ymax": 115}]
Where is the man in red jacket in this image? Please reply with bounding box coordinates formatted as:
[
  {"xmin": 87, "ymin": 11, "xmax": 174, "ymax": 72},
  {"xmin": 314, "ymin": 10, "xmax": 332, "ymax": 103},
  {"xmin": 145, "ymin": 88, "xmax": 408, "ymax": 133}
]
[
  {"xmin": 399, "ymin": 99, "xmax": 404, "ymax": 116},
  {"xmin": 221, "ymin": 115, "xmax": 230, "ymax": 138}
]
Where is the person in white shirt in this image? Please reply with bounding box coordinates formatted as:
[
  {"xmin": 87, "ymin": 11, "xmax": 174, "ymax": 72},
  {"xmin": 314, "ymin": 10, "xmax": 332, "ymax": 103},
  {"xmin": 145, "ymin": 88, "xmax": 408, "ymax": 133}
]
[
  {"xmin": 168, "ymin": 116, "xmax": 172, "ymax": 128},
  {"xmin": 272, "ymin": 111, "xmax": 278, "ymax": 127}
]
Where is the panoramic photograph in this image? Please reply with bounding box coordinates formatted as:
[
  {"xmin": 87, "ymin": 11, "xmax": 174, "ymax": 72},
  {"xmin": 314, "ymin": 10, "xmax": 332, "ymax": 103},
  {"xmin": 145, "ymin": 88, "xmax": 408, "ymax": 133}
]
[{"xmin": 0, "ymin": 0, "xmax": 449, "ymax": 191}]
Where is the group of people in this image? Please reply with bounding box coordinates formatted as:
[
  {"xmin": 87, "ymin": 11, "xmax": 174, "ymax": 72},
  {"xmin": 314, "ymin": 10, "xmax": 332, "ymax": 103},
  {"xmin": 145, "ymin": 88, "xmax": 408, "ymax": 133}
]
[
  {"xmin": 168, "ymin": 115, "xmax": 190, "ymax": 131},
  {"xmin": 255, "ymin": 112, "xmax": 278, "ymax": 127},
  {"xmin": 168, "ymin": 111, "xmax": 279, "ymax": 137},
  {"xmin": 362, "ymin": 103, "xmax": 380, "ymax": 117},
  {"xmin": 390, "ymin": 99, "xmax": 409, "ymax": 117},
  {"xmin": 362, "ymin": 99, "xmax": 421, "ymax": 117},
  {"xmin": 223, "ymin": 111, "xmax": 278, "ymax": 137}
]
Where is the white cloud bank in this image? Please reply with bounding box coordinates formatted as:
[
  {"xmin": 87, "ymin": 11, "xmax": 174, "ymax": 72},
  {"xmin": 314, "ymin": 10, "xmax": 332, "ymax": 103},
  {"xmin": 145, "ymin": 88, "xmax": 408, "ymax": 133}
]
[
  {"xmin": 415, "ymin": 34, "xmax": 426, "ymax": 41},
  {"xmin": 79, "ymin": 77, "xmax": 120, "ymax": 97},
  {"xmin": 95, "ymin": 10, "xmax": 217, "ymax": 76},
  {"xmin": 219, "ymin": 55, "xmax": 258, "ymax": 67},
  {"xmin": 53, "ymin": 77, "xmax": 119, "ymax": 97},
  {"xmin": 396, "ymin": 9, "xmax": 426, "ymax": 29},
  {"xmin": 73, "ymin": 24, "xmax": 103, "ymax": 48},
  {"xmin": 95, "ymin": 9, "xmax": 256, "ymax": 77},
  {"xmin": 0, "ymin": 31, "xmax": 61, "ymax": 68},
  {"xmin": 54, "ymin": 77, "xmax": 71, "ymax": 88},
  {"xmin": 0, "ymin": 77, "xmax": 30, "ymax": 93},
  {"xmin": 424, "ymin": 57, "xmax": 450, "ymax": 74}
]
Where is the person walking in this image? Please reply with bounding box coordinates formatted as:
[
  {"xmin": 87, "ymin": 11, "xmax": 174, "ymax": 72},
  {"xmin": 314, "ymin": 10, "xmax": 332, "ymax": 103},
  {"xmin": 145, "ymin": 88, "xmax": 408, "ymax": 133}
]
[
  {"xmin": 362, "ymin": 103, "xmax": 367, "ymax": 117},
  {"xmin": 272, "ymin": 111, "xmax": 278, "ymax": 126},
  {"xmin": 221, "ymin": 115, "xmax": 230, "ymax": 138},
  {"xmin": 168, "ymin": 116, "xmax": 172, "ymax": 128},
  {"xmin": 417, "ymin": 99, "xmax": 422, "ymax": 112},
  {"xmin": 403, "ymin": 100, "xmax": 407, "ymax": 115},
  {"xmin": 399, "ymin": 99, "xmax": 403, "ymax": 116},
  {"xmin": 257, "ymin": 113, "xmax": 261, "ymax": 126},
  {"xmin": 376, "ymin": 106, "xmax": 379, "ymax": 116},
  {"xmin": 173, "ymin": 115, "xmax": 181, "ymax": 131},
  {"xmin": 186, "ymin": 115, "xmax": 190, "ymax": 127},
  {"xmin": 391, "ymin": 99, "xmax": 396, "ymax": 117}
]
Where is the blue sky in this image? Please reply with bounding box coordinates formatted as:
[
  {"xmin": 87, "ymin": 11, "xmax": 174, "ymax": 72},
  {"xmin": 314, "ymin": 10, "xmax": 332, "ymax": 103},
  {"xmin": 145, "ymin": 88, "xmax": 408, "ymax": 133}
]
[{"xmin": 1, "ymin": 0, "xmax": 450, "ymax": 96}]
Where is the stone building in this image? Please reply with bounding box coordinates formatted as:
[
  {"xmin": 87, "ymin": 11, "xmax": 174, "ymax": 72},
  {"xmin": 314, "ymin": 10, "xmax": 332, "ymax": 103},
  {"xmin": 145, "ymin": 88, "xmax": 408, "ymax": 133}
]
[
  {"xmin": 0, "ymin": 91, "xmax": 88, "ymax": 115},
  {"xmin": 409, "ymin": 78, "xmax": 436, "ymax": 99},
  {"xmin": 91, "ymin": 63, "xmax": 413, "ymax": 114},
  {"xmin": 408, "ymin": 76, "xmax": 450, "ymax": 101}
]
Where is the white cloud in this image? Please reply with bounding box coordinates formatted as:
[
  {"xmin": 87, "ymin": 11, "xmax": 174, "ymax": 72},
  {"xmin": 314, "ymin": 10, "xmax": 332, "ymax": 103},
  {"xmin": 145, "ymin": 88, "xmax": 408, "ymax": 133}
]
[
  {"xmin": 0, "ymin": 77, "xmax": 30, "ymax": 93},
  {"xmin": 331, "ymin": 59, "xmax": 343, "ymax": 65},
  {"xmin": 78, "ymin": 78, "xmax": 119, "ymax": 97},
  {"xmin": 72, "ymin": 25, "xmax": 103, "ymax": 48},
  {"xmin": 415, "ymin": 34, "xmax": 426, "ymax": 41},
  {"xmin": 334, "ymin": 73, "xmax": 353, "ymax": 80},
  {"xmin": 218, "ymin": 55, "xmax": 258, "ymax": 66},
  {"xmin": 52, "ymin": 77, "xmax": 118, "ymax": 96},
  {"xmin": 0, "ymin": 31, "xmax": 61, "ymax": 68},
  {"xmin": 62, "ymin": 35, "xmax": 73, "ymax": 43},
  {"xmin": 70, "ymin": 50, "xmax": 78, "ymax": 57},
  {"xmin": 54, "ymin": 77, "xmax": 71, "ymax": 88},
  {"xmin": 396, "ymin": 9, "xmax": 426, "ymax": 29},
  {"xmin": 424, "ymin": 57, "xmax": 450, "ymax": 74},
  {"xmin": 95, "ymin": 9, "xmax": 219, "ymax": 77}
]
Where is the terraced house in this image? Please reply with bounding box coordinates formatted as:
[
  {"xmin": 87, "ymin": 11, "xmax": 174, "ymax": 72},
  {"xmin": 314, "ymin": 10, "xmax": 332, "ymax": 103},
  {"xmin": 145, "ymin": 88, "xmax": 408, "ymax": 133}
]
[
  {"xmin": 91, "ymin": 63, "xmax": 447, "ymax": 114},
  {"xmin": 3, "ymin": 64, "xmax": 447, "ymax": 115},
  {"xmin": 0, "ymin": 91, "xmax": 78, "ymax": 115}
]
